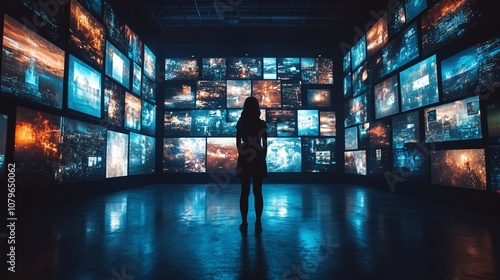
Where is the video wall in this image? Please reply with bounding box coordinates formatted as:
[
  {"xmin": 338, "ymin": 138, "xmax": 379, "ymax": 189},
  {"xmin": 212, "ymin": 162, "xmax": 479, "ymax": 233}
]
[
  {"xmin": 1, "ymin": 0, "xmax": 157, "ymax": 187},
  {"xmin": 343, "ymin": 0, "xmax": 500, "ymax": 192},
  {"xmin": 163, "ymin": 57, "xmax": 336, "ymax": 173}
]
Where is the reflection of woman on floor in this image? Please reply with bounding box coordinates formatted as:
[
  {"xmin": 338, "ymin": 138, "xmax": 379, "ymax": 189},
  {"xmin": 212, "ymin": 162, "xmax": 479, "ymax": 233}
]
[{"xmin": 236, "ymin": 97, "xmax": 267, "ymax": 234}]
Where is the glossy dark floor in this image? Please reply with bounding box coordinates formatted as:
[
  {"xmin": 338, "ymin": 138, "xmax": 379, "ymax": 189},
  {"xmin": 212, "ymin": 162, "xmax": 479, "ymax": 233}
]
[{"xmin": 7, "ymin": 183, "xmax": 500, "ymax": 279}]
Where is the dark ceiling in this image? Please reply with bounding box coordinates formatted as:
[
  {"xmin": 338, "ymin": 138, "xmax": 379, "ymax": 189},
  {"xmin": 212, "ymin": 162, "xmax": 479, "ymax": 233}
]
[{"xmin": 119, "ymin": 0, "xmax": 386, "ymax": 52}]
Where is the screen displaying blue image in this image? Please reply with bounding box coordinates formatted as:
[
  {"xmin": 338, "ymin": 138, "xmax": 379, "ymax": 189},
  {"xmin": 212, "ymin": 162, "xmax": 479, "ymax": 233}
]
[
  {"xmin": 382, "ymin": 23, "xmax": 419, "ymax": 77},
  {"xmin": 344, "ymin": 94, "xmax": 368, "ymax": 127},
  {"xmin": 358, "ymin": 122, "xmax": 369, "ymax": 149},
  {"xmin": 477, "ymin": 35, "xmax": 500, "ymax": 94},
  {"xmin": 104, "ymin": 1, "xmax": 125, "ymax": 51},
  {"xmin": 106, "ymin": 130, "xmax": 128, "ymax": 178},
  {"xmin": 125, "ymin": 24, "xmax": 143, "ymax": 65},
  {"xmin": 344, "ymin": 150, "xmax": 366, "ymax": 175},
  {"xmin": 165, "ymin": 58, "xmax": 199, "ymax": 80},
  {"xmin": 393, "ymin": 143, "xmax": 429, "ymax": 183},
  {"xmin": 301, "ymin": 58, "xmax": 333, "ymax": 84},
  {"xmin": 488, "ymin": 146, "xmax": 500, "ymax": 193},
  {"xmin": 404, "ymin": 0, "xmax": 427, "ymax": 23},
  {"xmin": 367, "ymin": 148, "xmax": 391, "ymax": 177},
  {"xmin": 192, "ymin": 109, "xmax": 226, "ymax": 136},
  {"xmin": 267, "ymin": 137, "xmax": 302, "ymax": 172},
  {"xmin": 0, "ymin": 115, "xmax": 7, "ymax": 178},
  {"xmin": 441, "ymin": 46, "xmax": 478, "ymax": 101},
  {"xmin": 164, "ymin": 110, "xmax": 192, "ymax": 136},
  {"xmin": 67, "ymin": 55, "xmax": 102, "ymax": 118},
  {"xmin": 132, "ymin": 62, "xmax": 142, "ymax": 95},
  {"xmin": 388, "ymin": 1, "xmax": 406, "ymax": 38},
  {"xmin": 344, "ymin": 74, "xmax": 352, "ymax": 97},
  {"xmin": 352, "ymin": 62, "xmax": 368, "ymax": 97},
  {"xmin": 1, "ymin": 15, "xmax": 65, "ymax": 109},
  {"xmin": 281, "ymin": 81, "xmax": 302, "ymax": 108},
  {"xmin": 374, "ymin": 74, "xmax": 399, "ymax": 119},
  {"xmin": 141, "ymin": 75, "xmax": 156, "ymax": 104},
  {"xmin": 345, "ymin": 126, "xmax": 358, "ymax": 151},
  {"xmin": 164, "ymin": 84, "xmax": 196, "ymax": 109},
  {"xmin": 78, "ymin": 0, "xmax": 102, "ymax": 18},
  {"xmin": 343, "ymin": 51, "xmax": 351, "ymax": 73},
  {"xmin": 226, "ymin": 80, "xmax": 251, "ymax": 108},
  {"xmin": 266, "ymin": 110, "xmax": 296, "ymax": 137},
  {"xmin": 125, "ymin": 92, "xmax": 141, "ymax": 131},
  {"xmin": 142, "ymin": 101, "xmax": 156, "ymax": 136},
  {"xmin": 392, "ymin": 111, "xmax": 420, "ymax": 149},
  {"xmin": 105, "ymin": 41, "xmax": 130, "ymax": 89},
  {"xmin": 352, "ymin": 35, "xmax": 366, "ymax": 70},
  {"xmin": 302, "ymin": 138, "xmax": 336, "ymax": 172},
  {"xmin": 163, "ymin": 138, "xmax": 206, "ymax": 173},
  {"xmin": 196, "ymin": 80, "xmax": 227, "ymax": 108},
  {"xmin": 307, "ymin": 89, "xmax": 331, "ymax": 107},
  {"xmin": 297, "ymin": 110, "xmax": 319, "ymax": 136},
  {"xmin": 144, "ymin": 44, "xmax": 156, "ymax": 81},
  {"xmin": 277, "ymin": 58, "xmax": 301, "ymax": 80},
  {"xmin": 227, "ymin": 58, "xmax": 263, "ymax": 79},
  {"xmin": 202, "ymin": 58, "xmax": 226, "ymax": 80},
  {"xmin": 129, "ymin": 132, "xmax": 156, "ymax": 175},
  {"xmin": 263, "ymin": 57, "xmax": 277, "ymax": 79},
  {"xmin": 424, "ymin": 95, "xmax": 482, "ymax": 143},
  {"xmin": 400, "ymin": 55, "xmax": 439, "ymax": 112}
]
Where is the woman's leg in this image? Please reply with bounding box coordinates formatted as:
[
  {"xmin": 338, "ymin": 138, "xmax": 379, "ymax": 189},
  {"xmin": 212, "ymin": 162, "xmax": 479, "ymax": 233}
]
[
  {"xmin": 253, "ymin": 177, "xmax": 264, "ymax": 225},
  {"xmin": 240, "ymin": 176, "xmax": 251, "ymax": 225}
]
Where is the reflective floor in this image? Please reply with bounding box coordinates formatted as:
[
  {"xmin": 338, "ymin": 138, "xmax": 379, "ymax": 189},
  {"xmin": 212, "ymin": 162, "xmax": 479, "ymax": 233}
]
[{"xmin": 6, "ymin": 183, "xmax": 500, "ymax": 279}]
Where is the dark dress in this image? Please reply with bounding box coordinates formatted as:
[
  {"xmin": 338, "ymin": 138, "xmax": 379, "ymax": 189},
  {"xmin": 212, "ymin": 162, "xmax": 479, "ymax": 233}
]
[{"xmin": 236, "ymin": 119, "xmax": 268, "ymax": 178}]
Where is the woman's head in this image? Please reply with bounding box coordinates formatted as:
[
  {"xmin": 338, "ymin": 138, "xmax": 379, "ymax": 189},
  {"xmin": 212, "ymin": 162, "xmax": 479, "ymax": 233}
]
[{"xmin": 241, "ymin": 96, "xmax": 261, "ymax": 120}]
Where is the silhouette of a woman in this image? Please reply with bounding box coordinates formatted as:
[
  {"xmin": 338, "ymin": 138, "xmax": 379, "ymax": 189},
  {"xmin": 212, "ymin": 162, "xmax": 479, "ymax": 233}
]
[{"xmin": 236, "ymin": 97, "xmax": 267, "ymax": 234}]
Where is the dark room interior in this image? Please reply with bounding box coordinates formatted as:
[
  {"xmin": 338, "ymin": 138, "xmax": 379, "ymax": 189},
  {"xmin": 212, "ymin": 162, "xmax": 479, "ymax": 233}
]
[{"xmin": 2, "ymin": 0, "xmax": 500, "ymax": 279}]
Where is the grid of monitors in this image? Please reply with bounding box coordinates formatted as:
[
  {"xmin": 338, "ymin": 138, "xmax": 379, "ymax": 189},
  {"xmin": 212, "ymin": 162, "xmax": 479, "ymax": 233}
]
[
  {"xmin": 164, "ymin": 57, "xmax": 335, "ymax": 173},
  {"xmin": 1, "ymin": 1, "xmax": 158, "ymax": 187},
  {"xmin": 343, "ymin": 0, "xmax": 500, "ymax": 192}
]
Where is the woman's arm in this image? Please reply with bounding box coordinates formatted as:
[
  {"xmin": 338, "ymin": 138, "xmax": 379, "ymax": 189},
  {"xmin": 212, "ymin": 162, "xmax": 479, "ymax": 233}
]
[{"xmin": 262, "ymin": 129, "xmax": 267, "ymax": 159}]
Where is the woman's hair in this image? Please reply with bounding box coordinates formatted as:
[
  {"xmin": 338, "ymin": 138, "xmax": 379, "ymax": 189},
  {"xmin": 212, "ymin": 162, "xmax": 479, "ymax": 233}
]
[{"xmin": 240, "ymin": 96, "xmax": 261, "ymax": 122}]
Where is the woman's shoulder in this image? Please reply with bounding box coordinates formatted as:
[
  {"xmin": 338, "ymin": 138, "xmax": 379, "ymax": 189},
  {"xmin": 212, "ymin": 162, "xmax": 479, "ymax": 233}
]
[{"xmin": 259, "ymin": 119, "xmax": 267, "ymax": 128}]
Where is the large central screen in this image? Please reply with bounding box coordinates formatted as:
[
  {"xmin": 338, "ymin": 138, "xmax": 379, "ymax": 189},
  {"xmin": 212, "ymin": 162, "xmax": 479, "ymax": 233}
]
[{"xmin": 400, "ymin": 55, "xmax": 439, "ymax": 112}]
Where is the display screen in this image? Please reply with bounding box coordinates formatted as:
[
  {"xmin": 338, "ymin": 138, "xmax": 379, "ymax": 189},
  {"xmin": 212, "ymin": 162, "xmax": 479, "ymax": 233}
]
[
  {"xmin": 344, "ymin": 74, "xmax": 352, "ymax": 98},
  {"xmin": 277, "ymin": 58, "xmax": 301, "ymax": 80},
  {"xmin": 263, "ymin": 57, "xmax": 277, "ymax": 79},
  {"xmin": 129, "ymin": 132, "xmax": 155, "ymax": 175},
  {"xmin": 266, "ymin": 110, "xmax": 296, "ymax": 137},
  {"xmin": 202, "ymin": 58, "xmax": 226, "ymax": 80},
  {"xmin": 144, "ymin": 44, "xmax": 156, "ymax": 81},
  {"xmin": 307, "ymin": 89, "xmax": 331, "ymax": 107},
  {"xmin": 105, "ymin": 41, "xmax": 130, "ymax": 89},
  {"xmin": 388, "ymin": 1, "xmax": 406, "ymax": 38},
  {"xmin": 281, "ymin": 81, "xmax": 302, "ymax": 108},
  {"xmin": 267, "ymin": 137, "xmax": 302, "ymax": 172},
  {"xmin": 141, "ymin": 75, "xmax": 156, "ymax": 104},
  {"xmin": 343, "ymin": 51, "xmax": 351, "ymax": 74},
  {"xmin": 141, "ymin": 101, "xmax": 156, "ymax": 136},
  {"xmin": 393, "ymin": 143, "xmax": 430, "ymax": 182},
  {"xmin": 421, "ymin": 0, "xmax": 483, "ymax": 55},
  {"xmin": 69, "ymin": 0, "xmax": 105, "ymax": 68},
  {"xmin": 441, "ymin": 46, "xmax": 478, "ymax": 101},
  {"xmin": 0, "ymin": 115, "xmax": 7, "ymax": 178},
  {"xmin": 430, "ymin": 149, "xmax": 486, "ymax": 190},
  {"xmin": 163, "ymin": 138, "xmax": 206, "ymax": 173},
  {"xmin": 424, "ymin": 95, "xmax": 482, "ymax": 143},
  {"xmin": 301, "ymin": 58, "xmax": 333, "ymax": 84},
  {"xmin": 196, "ymin": 80, "xmax": 227, "ymax": 108},
  {"xmin": 104, "ymin": 77, "xmax": 125, "ymax": 127},
  {"xmin": 320, "ymin": 111, "xmax": 336, "ymax": 137},
  {"xmin": 227, "ymin": 80, "xmax": 251, "ymax": 108},
  {"xmin": 14, "ymin": 108, "xmax": 61, "ymax": 186},
  {"xmin": 297, "ymin": 110, "xmax": 319, "ymax": 136},
  {"xmin": 367, "ymin": 119, "xmax": 392, "ymax": 148},
  {"xmin": 366, "ymin": 14, "xmax": 389, "ymax": 57},
  {"xmin": 351, "ymin": 36, "xmax": 366, "ymax": 70},
  {"xmin": 382, "ymin": 23, "xmax": 419, "ymax": 77},
  {"xmin": 125, "ymin": 92, "xmax": 141, "ymax": 131},
  {"xmin": 132, "ymin": 62, "xmax": 142, "ymax": 95},
  {"xmin": 106, "ymin": 130, "xmax": 129, "ymax": 178},
  {"xmin": 404, "ymin": 0, "xmax": 427, "ymax": 23},
  {"xmin": 164, "ymin": 110, "xmax": 192, "ymax": 136},
  {"xmin": 206, "ymin": 138, "xmax": 238, "ymax": 173},
  {"xmin": 477, "ymin": 35, "xmax": 500, "ymax": 94},
  {"xmin": 59, "ymin": 117, "xmax": 106, "ymax": 183},
  {"xmin": 77, "ymin": 0, "xmax": 102, "ymax": 18},
  {"xmin": 1, "ymin": 15, "xmax": 65, "ymax": 109},
  {"xmin": 192, "ymin": 109, "xmax": 226, "ymax": 136},
  {"xmin": 392, "ymin": 111, "xmax": 420, "ymax": 150},
  {"xmin": 164, "ymin": 84, "xmax": 196, "ymax": 109},
  {"xmin": 489, "ymin": 146, "xmax": 500, "ymax": 192},
  {"xmin": 367, "ymin": 148, "xmax": 391, "ymax": 177},
  {"xmin": 67, "ymin": 55, "xmax": 102, "ymax": 118},
  {"xmin": 252, "ymin": 80, "xmax": 281, "ymax": 108},
  {"xmin": 227, "ymin": 58, "xmax": 262, "ymax": 79},
  {"xmin": 374, "ymin": 74, "xmax": 399, "ymax": 119},
  {"xmin": 486, "ymin": 101, "xmax": 500, "ymax": 144},
  {"xmin": 400, "ymin": 55, "xmax": 439, "ymax": 112},
  {"xmin": 358, "ymin": 122, "xmax": 369, "ymax": 149},
  {"xmin": 344, "ymin": 94, "xmax": 367, "ymax": 127},
  {"xmin": 165, "ymin": 58, "xmax": 199, "ymax": 80},
  {"xmin": 125, "ymin": 24, "xmax": 143, "ymax": 65},
  {"xmin": 352, "ymin": 62, "xmax": 368, "ymax": 97},
  {"xmin": 104, "ymin": 1, "xmax": 125, "ymax": 51},
  {"xmin": 344, "ymin": 150, "xmax": 367, "ymax": 175},
  {"xmin": 302, "ymin": 138, "xmax": 336, "ymax": 172},
  {"xmin": 345, "ymin": 126, "xmax": 358, "ymax": 151}
]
